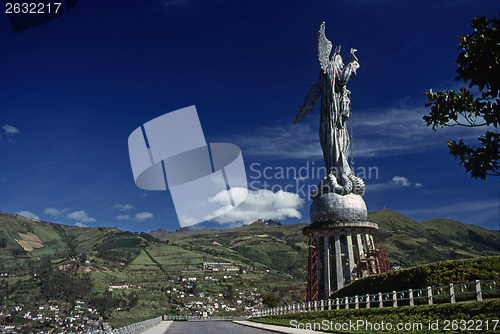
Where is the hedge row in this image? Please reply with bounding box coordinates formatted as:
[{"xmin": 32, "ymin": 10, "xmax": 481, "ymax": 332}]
[
  {"xmin": 330, "ymin": 256, "xmax": 500, "ymax": 298},
  {"xmin": 252, "ymin": 300, "xmax": 500, "ymax": 333}
]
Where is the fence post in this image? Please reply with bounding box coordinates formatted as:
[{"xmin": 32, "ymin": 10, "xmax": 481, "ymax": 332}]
[
  {"xmin": 475, "ymin": 280, "xmax": 483, "ymax": 302},
  {"xmin": 409, "ymin": 289, "xmax": 414, "ymax": 306},
  {"xmin": 355, "ymin": 295, "xmax": 359, "ymax": 309},
  {"xmin": 345, "ymin": 296, "xmax": 349, "ymax": 309},
  {"xmin": 321, "ymin": 299, "xmax": 324, "ymax": 311},
  {"xmin": 392, "ymin": 291, "xmax": 397, "ymax": 307},
  {"xmin": 427, "ymin": 286, "xmax": 433, "ymax": 305},
  {"xmin": 366, "ymin": 294, "xmax": 370, "ymax": 309},
  {"xmin": 378, "ymin": 292, "xmax": 383, "ymax": 308},
  {"xmin": 336, "ymin": 297, "xmax": 340, "ymax": 310},
  {"xmin": 449, "ymin": 283, "xmax": 456, "ymax": 304},
  {"xmin": 328, "ymin": 299, "xmax": 332, "ymax": 310}
]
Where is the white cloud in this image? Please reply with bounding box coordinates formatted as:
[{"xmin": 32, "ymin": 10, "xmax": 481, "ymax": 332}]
[
  {"xmin": 231, "ymin": 121, "xmax": 321, "ymax": 160},
  {"xmin": 44, "ymin": 207, "xmax": 69, "ymax": 217},
  {"xmin": 116, "ymin": 215, "xmax": 131, "ymax": 220},
  {"xmin": 67, "ymin": 210, "xmax": 96, "ymax": 223},
  {"xmin": 227, "ymin": 106, "xmax": 491, "ymax": 160},
  {"xmin": 2, "ymin": 124, "xmax": 20, "ymax": 135},
  {"xmin": 210, "ymin": 189, "xmax": 304, "ymax": 226},
  {"xmin": 135, "ymin": 212, "xmax": 154, "ymax": 221},
  {"xmin": 16, "ymin": 210, "xmax": 39, "ymax": 220},
  {"xmin": 390, "ymin": 176, "xmax": 412, "ymax": 187},
  {"xmin": 113, "ymin": 204, "xmax": 134, "ymax": 211},
  {"xmin": 367, "ymin": 175, "xmax": 423, "ymax": 192},
  {"xmin": 75, "ymin": 222, "xmax": 88, "ymax": 228}
]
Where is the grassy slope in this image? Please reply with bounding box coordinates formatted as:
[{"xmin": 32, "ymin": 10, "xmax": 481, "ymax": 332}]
[
  {"xmin": 0, "ymin": 213, "xmax": 145, "ymax": 272},
  {"xmin": 331, "ymin": 256, "xmax": 500, "ymax": 298},
  {"xmin": 152, "ymin": 221, "xmax": 309, "ymax": 279},
  {"xmin": 151, "ymin": 210, "xmax": 499, "ymax": 276},
  {"xmin": 369, "ymin": 209, "xmax": 499, "ymax": 267},
  {"xmin": 1, "ymin": 209, "xmax": 498, "ymax": 278}
]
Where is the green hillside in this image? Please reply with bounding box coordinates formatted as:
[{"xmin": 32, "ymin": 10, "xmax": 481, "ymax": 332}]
[
  {"xmin": 370, "ymin": 209, "xmax": 499, "ymax": 267},
  {"xmin": 1, "ymin": 209, "xmax": 498, "ymax": 277},
  {"xmin": 0, "ymin": 209, "xmax": 498, "ymax": 331},
  {"xmin": 0, "ymin": 213, "xmax": 145, "ymax": 272},
  {"xmin": 331, "ymin": 256, "xmax": 500, "ymax": 299},
  {"xmin": 149, "ymin": 209, "xmax": 499, "ymax": 272},
  {"xmin": 150, "ymin": 221, "xmax": 308, "ymax": 279}
]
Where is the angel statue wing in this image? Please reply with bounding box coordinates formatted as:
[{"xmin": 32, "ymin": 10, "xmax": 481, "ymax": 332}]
[
  {"xmin": 318, "ymin": 22, "xmax": 332, "ymax": 72},
  {"xmin": 293, "ymin": 81, "xmax": 320, "ymax": 124}
]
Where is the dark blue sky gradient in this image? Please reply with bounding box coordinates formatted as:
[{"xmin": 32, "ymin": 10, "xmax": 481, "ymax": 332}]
[{"xmin": 0, "ymin": 0, "xmax": 498, "ymax": 231}]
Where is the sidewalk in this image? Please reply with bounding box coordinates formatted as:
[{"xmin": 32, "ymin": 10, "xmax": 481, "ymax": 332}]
[
  {"xmin": 233, "ymin": 320, "xmax": 328, "ymax": 334},
  {"xmin": 140, "ymin": 321, "xmax": 173, "ymax": 334}
]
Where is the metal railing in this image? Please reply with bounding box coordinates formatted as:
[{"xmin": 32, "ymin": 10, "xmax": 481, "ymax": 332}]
[
  {"xmin": 88, "ymin": 316, "xmax": 162, "ymax": 334},
  {"xmin": 161, "ymin": 315, "xmax": 248, "ymax": 321},
  {"xmin": 252, "ymin": 278, "xmax": 499, "ymax": 317}
]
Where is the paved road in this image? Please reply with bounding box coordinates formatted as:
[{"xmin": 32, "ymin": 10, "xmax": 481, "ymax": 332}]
[{"xmin": 165, "ymin": 321, "xmax": 272, "ymax": 333}]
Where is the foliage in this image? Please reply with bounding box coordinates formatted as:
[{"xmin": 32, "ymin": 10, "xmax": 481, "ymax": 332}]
[
  {"xmin": 138, "ymin": 232, "xmax": 160, "ymax": 244},
  {"xmin": 423, "ymin": 15, "xmax": 499, "ymax": 179},
  {"xmin": 91, "ymin": 290, "xmax": 139, "ymax": 318},
  {"xmin": 253, "ymin": 300, "xmax": 500, "ymax": 333},
  {"xmin": 38, "ymin": 264, "xmax": 93, "ymax": 302},
  {"xmin": 262, "ymin": 292, "xmax": 279, "ymax": 308},
  {"xmin": 330, "ymin": 256, "xmax": 499, "ymax": 299},
  {"xmin": 96, "ymin": 249, "xmax": 135, "ymax": 264}
]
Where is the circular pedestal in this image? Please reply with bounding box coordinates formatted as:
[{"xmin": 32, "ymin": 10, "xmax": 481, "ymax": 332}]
[{"xmin": 310, "ymin": 192, "xmax": 367, "ymax": 223}]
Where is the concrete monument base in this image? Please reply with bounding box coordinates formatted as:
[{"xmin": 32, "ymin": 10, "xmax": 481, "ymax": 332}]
[{"xmin": 304, "ymin": 192, "xmax": 380, "ymax": 299}]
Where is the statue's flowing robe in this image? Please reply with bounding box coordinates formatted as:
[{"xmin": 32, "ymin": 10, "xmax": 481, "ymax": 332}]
[{"xmin": 319, "ymin": 58, "xmax": 359, "ymax": 180}]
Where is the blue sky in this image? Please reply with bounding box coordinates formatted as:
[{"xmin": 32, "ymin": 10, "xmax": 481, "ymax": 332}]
[{"xmin": 0, "ymin": 0, "xmax": 498, "ymax": 232}]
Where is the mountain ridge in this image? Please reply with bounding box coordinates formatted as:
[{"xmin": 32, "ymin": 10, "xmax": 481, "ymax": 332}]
[{"xmin": 0, "ymin": 209, "xmax": 498, "ymax": 274}]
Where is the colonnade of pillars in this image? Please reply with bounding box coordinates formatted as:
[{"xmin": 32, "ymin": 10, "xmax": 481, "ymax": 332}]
[{"xmin": 311, "ymin": 231, "xmax": 376, "ymax": 299}]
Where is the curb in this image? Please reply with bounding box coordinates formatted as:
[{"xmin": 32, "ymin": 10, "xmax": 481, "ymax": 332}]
[{"xmin": 232, "ymin": 320, "xmax": 328, "ymax": 334}]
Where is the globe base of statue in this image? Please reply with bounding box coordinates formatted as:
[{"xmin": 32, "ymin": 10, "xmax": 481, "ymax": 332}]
[{"xmin": 310, "ymin": 192, "xmax": 367, "ymax": 224}]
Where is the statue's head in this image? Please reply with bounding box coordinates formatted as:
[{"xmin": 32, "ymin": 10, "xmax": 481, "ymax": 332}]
[
  {"xmin": 331, "ymin": 45, "xmax": 343, "ymax": 66},
  {"xmin": 332, "ymin": 52, "xmax": 343, "ymax": 67}
]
